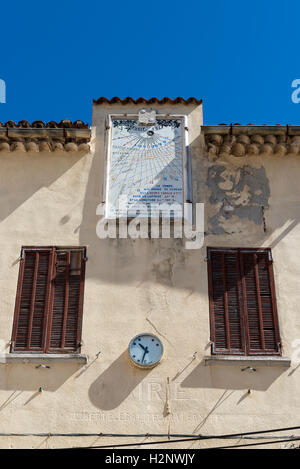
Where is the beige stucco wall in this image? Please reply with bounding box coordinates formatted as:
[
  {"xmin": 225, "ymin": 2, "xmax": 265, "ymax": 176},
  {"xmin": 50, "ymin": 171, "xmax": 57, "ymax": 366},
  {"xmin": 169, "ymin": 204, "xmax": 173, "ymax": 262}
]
[{"xmin": 0, "ymin": 102, "xmax": 299, "ymax": 449}]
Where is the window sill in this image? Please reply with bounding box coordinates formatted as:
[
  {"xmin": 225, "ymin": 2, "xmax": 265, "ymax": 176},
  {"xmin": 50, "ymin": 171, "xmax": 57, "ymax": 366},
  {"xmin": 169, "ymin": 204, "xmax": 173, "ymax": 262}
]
[
  {"xmin": 0, "ymin": 353, "xmax": 88, "ymax": 365},
  {"xmin": 204, "ymin": 356, "xmax": 291, "ymax": 367}
]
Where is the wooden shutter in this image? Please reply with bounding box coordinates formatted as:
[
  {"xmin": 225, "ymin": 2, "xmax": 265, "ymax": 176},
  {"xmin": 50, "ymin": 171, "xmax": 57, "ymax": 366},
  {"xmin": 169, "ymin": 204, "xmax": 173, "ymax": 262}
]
[
  {"xmin": 208, "ymin": 249, "xmax": 244, "ymax": 354},
  {"xmin": 207, "ymin": 247, "xmax": 281, "ymax": 356},
  {"xmin": 48, "ymin": 249, "xmax": 85, "ymax": 353},
  {"xmin": 11, "ymin": 248, "xmax": 54, "ymax": 352},
  {"xmin": 11, "ymin": 247, "xmax": 86, "ymax": 353},
  {"xmin": 240, "ymin": 250, "xmax": 280, "ymax": 355}
]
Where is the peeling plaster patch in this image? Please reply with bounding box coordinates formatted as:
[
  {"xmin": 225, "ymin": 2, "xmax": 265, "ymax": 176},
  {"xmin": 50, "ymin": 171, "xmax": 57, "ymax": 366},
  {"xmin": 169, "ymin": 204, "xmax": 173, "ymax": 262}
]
[
  {"xmin": 207, "ymin": 165, "xmax": 270, "ymax": 234},
  {"xmin": 216, "ymin": 214, "xmax": 260, "ymax": 235},
  {"xmin": 218, "ymin": 169, "xmax": 235, "ymax": 191}
]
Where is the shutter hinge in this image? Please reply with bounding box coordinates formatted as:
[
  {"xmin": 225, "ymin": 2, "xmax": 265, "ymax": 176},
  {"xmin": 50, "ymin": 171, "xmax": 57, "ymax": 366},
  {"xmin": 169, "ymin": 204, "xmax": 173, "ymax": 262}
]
[
  {"xmin": 277, "ymin": 342, "xmax": 281, "ymax": 353},
  {"xmin": 268, "ymin": 251, "xmax": 273, "ymax": 262},
  {"xmin": 209, "ymin": 340, "xmax": 216, "ymax": 354},
  {"xmin": 10, "ymin": 340, "xmax": 15, "ymax": 352},
  {"xmin": 83, "ymin": 256, "xmax": 88, "ymax": 262}
]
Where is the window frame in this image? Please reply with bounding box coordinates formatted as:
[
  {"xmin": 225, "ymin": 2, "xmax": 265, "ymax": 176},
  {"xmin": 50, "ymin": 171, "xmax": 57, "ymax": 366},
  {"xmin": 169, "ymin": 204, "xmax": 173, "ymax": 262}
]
[
  {"xmin": 11, "ymin": 246, "xmax": 86, "ymax": 354},
  {"xmin": 207, "ymin": 247, "xmax": 281, "ymax": 357}
]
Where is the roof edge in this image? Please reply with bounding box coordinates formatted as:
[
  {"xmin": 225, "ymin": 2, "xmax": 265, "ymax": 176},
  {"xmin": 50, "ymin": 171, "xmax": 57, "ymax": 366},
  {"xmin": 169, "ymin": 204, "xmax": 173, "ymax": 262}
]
[
  {"xmin": 0, "ymin": 119, "xmax": 89, "ymax": 129},
  {"xmin": 202, "ymin": 124, "xmax": 300, "ymax": 136},
  {"xmin": 93, "ymin": 96, "xmax": 202, "ymax": 105}
]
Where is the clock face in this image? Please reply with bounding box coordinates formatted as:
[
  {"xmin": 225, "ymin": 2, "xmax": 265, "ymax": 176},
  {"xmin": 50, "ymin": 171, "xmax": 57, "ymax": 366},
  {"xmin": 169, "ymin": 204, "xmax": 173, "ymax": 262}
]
[
  {"xmin": 128, "ymin": 333, "xmax": 164, "ymax": 368},
  {"xmin": 107, "ymin": 117, "xmax": 184, "ymax": 218}
]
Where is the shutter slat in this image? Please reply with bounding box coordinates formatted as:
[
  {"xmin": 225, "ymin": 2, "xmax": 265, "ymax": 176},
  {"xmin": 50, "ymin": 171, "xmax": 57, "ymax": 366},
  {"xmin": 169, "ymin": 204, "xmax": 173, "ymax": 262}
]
[
  {"xmin": 208, "ymin": 250, "xmax": 243, "ymax": 354},
  {"xmin": 50, "ymin": 252, "xmax": 68, "ymax": 350},
  {"xmin": 12, "ymin": 249, "xmax": 52, "ymax": 351},
  {"xmin": 30, "ymin": 252, "xmax": 52, "ymax": 348},
  {"xmin": 226, "ymin": 253, "xmax": 243, "ymax": 351},
  {"xmin": 222, "ymin": 253, "xmax": 231, "ymax": 350},
  {"xmin": 253, "ymin": 253, "xmax": 266, "ymax": 350},
  {"xmin": 61, "ymin": 251, "xmax": 70, "ymax": 348},
  {"xmin": 242, "ymin": 250, "xmax": 278, "ymax": 354},
  {"xmin": 242, "ymin": 252, "xmax": 263, "ymax": 351},
  {"xmin": 49, "ymin": 250, "xmax": 85, "ymax": 352}
]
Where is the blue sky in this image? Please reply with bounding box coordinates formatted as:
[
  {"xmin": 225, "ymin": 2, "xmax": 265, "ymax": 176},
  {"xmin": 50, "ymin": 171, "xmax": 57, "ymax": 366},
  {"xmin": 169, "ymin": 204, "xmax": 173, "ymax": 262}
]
[{"xmin": 0, "ymin": 0, "xmax": 299, "ymax": 125}]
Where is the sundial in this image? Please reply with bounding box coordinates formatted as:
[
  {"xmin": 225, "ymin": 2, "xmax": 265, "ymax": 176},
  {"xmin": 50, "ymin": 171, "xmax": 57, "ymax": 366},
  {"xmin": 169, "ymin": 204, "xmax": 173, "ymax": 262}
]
[{"xmin": 106, "ymin": 112, "xmax": 185, "ymax": 218}]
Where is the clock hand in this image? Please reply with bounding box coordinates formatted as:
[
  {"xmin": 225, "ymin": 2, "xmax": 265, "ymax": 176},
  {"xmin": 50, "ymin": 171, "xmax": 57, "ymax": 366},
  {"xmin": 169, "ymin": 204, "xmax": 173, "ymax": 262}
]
[
  {"xmin": 139, "ymin": 344, "xmax": 146, "ymax": 351},
  {"xmin": 142, "ymin": 347, "xmax": 149, "ymax": 364}
]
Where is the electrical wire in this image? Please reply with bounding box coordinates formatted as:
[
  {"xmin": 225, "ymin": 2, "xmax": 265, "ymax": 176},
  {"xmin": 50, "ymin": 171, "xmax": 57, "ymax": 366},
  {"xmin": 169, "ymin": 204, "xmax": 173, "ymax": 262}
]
[
  {"xmin": 0, "ymin": 433, "xmax": 199, "ymax": 438},
  {"xmin": 0, "ymin": 432, "xmax": 297, "ymax": 440},
  {"xmin": 58, "ymin": 425, "xmax": 300, "ymax": 450},
  {"xmin": 207, "ymin": 437, "xmax": 300, "ymax": 450},
  {"xmin": 1, "ymin": 425, "xmax": 299, "ymax": 449},
  {"xmin": 73, "ymin": 436, "xmax": 300, "ymax": 450}
]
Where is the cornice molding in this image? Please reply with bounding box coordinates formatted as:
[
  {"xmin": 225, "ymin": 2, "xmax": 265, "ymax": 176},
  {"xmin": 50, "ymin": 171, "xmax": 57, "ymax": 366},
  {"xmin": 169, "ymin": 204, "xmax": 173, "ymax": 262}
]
[
  {"xmin": 202, "ymin": 125, "xmax": 300, "ymax": 157},
  {"xmin": 0, "ymin": 120, "xmax": 90, "ymax": 153}
]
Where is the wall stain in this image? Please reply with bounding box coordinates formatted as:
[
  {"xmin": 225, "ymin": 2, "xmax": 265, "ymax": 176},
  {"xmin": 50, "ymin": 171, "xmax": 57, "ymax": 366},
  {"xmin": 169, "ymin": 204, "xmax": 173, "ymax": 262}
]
[{"xmin": 207, "ymin": 165, "xmax": 270, "ymax": 234}]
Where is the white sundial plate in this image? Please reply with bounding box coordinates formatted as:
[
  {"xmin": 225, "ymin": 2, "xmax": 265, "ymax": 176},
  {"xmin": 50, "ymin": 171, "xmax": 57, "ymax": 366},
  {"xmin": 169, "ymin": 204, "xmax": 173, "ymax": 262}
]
[
  {"xmin": 128, "ymin": 333, "xmax": 164, "ymax": 368},
  {"xmin": 106, "ymin": 117, "xmax": 184, "ymax": 218}
]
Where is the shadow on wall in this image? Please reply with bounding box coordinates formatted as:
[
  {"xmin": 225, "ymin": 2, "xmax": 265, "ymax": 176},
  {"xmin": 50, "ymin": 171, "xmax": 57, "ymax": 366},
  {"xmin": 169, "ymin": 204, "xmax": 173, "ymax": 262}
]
[
  {"xmin": 77, "ymin": 130, "xmax": 300, "ymax": 291},
  {"xmin": 1, "ymin": 128, "xmax": 297, "ymax": 293},
  {"xmin": 87, "ymin": 356, "xmax": 287, "ymax": 412},
  {"xmin": 78, "ymin": 133, "xmax": 299, "ymax": 410},
  {"xmin": 88, "ymin": 351, "xmax": 151, "ymax": 410},
  {"xmin": 77, "ymin": 130, "xmax": 207, "ymax": 290},
  {"xmin": 0, "ymin": 131, "xmax": 299, "ymax": 292},
  {"xmin": 1, "ymin": 127, "xmax": 299, "ymax": 411},
  {"xmin": 181, "ymin": 361, "xmax": 287, "ymax": 391},
  {"xmin": 0, "ymin": 152, "xmax": 85, "ymax": 223},
  {"xmin": 0, "ymin": 363, "xmax": 81, "ymax": 393}
]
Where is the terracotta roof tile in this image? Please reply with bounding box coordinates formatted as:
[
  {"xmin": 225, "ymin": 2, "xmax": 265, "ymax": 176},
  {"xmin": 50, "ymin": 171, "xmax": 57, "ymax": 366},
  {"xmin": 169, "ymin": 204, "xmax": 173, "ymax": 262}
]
[
  {"xmin": 0, "ymin": 119, "xmax": 89, "ymax": 129},
  {"xmin": 0, "ymin": 120, "xmax": 90, "ymax": 153},
  {"xmin": 93, "ymin": 96, "xmax": 202, "ymax": 105}
]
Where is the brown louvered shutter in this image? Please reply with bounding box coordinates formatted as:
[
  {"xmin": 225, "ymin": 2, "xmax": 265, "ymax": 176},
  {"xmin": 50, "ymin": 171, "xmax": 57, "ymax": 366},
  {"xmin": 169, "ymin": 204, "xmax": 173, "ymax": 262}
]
[
  {"xmin": 47, "ymin": 249, "xmax": 85, "ymax": 353},
  {"xmin": 11, "ymin": 247, "xmax": 85, "ymax": 353},
  {"xmin": 208, "ymin": 249, "xmax": 244, "ymax": 354},
  {"xmin": 12, "ymin": 248, "xmax": 54, "ymax": 352},
  {"xmin": 207, "ymin": 247, "xmax": 281, "ymax": 356},
  {"xmin": 240, "ymin": 250, "xmax": 280, "ymax": 355}
]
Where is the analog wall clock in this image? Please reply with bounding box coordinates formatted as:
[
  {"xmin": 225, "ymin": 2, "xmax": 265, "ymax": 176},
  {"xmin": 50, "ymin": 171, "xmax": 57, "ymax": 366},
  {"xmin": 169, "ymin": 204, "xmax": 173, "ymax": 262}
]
[
  {"xmin": 106, "ymin": 115, "xmax": 186, "ymax": 219},
  {"xmin": 128, "ymin": 333, "xmax": 164, "ymax": 369}
]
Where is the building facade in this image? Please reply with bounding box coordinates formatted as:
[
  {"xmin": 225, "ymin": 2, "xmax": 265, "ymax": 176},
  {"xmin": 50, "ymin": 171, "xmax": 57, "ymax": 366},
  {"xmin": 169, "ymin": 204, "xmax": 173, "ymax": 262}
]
[{"xmin": 0, "ymin": 98, "xmax": 299, "ymax": 449}]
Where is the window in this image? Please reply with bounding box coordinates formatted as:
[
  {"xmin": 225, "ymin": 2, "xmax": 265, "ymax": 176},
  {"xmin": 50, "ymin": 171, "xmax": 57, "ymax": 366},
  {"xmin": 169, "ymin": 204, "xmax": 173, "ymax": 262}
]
[
  {"xmin": 207, "ymin": 248, "xmax": 281, "ymax": 356},
  {"xmin": 11, "ymin": 247, "xmax": 86, "ymax": 353}
]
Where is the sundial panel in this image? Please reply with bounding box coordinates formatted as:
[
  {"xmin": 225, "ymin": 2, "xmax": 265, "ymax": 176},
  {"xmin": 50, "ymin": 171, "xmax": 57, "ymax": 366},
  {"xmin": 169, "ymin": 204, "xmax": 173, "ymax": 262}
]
[{"xmin": 107, "ymin": 118, "xmax": 184, "ymax": 217}]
